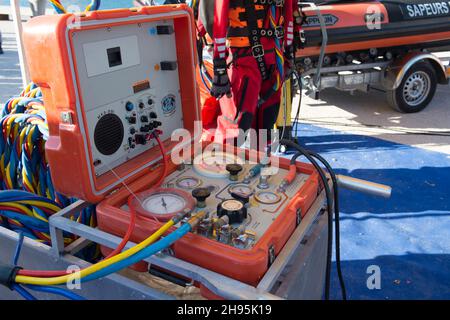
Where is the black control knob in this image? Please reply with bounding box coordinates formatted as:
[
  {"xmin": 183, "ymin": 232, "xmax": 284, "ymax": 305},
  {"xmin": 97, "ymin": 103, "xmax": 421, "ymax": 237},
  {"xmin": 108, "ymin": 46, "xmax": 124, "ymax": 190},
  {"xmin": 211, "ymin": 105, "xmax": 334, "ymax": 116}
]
[
  {"xmin": 129, "ymin": 127, "xmax": 136, "ymax": 134},
  {"xmin": 135, "ymin": 134, "xmax": 147, "ymax": 145},
  {"xmin": 141, "ymin": 115, "xmax": 149, "ymax": 123},
  {"xmin": 128, "ymin": 116, "xmax": 137, "ymax": 124},
  {"xmin": 192, "ymin": 187, "xmax": 211, "ymax": 208},
  {"xmin": 148, "ymin": 99, "xmax": 154, "ymax": 106},
  {"xmin": 128, "ymin": 137, "xmax": 136, "ymax": 149},
  {"xmin": 150, "ymin": 112, "xmax": 157, "ymax": 119},
  {"xmin": 217, "ymin": 199, "xmax": 247, "ymax": 224},
  {"xmin": 226, "ymin": 164, "xmax": 243, "ymax": 181},
  {"xmin": 139, "ymin": 102, "xmax": 145, "ymax": 109},
  {"xmin": 152, "ymin": 121, "xmax": 162, "ymax": 128}
]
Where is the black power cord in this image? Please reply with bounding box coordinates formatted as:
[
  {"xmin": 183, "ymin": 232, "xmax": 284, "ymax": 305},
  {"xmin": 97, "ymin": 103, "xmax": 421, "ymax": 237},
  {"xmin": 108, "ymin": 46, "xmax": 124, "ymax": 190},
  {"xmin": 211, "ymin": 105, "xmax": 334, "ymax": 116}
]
[
  {"xmin": 280, "ymin": 139, "xmax": 347, "ymax": 300},
  {"xmin": 309, "ymin": 152, "xmax": 347, "ymax": 300},
  {"xmin": 280, "ymin": 139, "xmax": 333, "ymax": 300}
]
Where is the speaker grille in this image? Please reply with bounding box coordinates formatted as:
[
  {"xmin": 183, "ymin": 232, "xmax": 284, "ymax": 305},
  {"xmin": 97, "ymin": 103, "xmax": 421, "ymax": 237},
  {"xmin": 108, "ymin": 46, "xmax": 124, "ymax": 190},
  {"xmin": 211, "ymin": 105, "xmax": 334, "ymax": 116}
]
[{"xmin": 94, "ymin": 113, "xmax": 124, "ymax": 156}]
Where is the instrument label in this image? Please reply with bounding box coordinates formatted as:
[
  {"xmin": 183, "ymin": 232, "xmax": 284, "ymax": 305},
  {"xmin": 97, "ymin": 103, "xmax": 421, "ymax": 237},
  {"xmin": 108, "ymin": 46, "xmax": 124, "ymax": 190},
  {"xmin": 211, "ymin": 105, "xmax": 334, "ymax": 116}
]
[
  {"xmin": 402, "ymin": 1, "xmax": 450, "ymax": 19},
  {"xmin": 303, "ymin": 14, "xmax": 338, "ymax": 27}
]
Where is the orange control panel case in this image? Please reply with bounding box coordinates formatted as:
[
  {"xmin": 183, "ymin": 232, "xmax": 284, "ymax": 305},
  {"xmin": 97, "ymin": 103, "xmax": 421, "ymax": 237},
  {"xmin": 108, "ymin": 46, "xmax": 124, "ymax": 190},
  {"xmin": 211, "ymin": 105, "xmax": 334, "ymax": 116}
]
[
  {"xmin": 22, "ymin": 5, "xmax": 199, "ymax": 203},
  {"xmin": 22, "ymin": 5, "xmax": 321, "ymax": 294},
  {"xmin": 96, "ymin": 147, "xmax": 320, "ymax": 287}
]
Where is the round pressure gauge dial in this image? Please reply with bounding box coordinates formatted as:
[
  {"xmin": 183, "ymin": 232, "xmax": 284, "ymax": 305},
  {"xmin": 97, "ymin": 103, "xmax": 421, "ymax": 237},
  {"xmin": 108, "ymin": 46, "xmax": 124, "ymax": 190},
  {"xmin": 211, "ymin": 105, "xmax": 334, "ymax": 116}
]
[
  {"xmin": 143, "ymin": 194, "xmax": 185, "ymax": 214},
  {"xmin": 176, "ymin": 176, "xmax": 202, "ymax": 189},
  {"xmin": 255, "ymin": 191, "xmax": 282, "ymax": 205},
  {"xmin": 193, "ymin": 151, "xmax": 244, "ymax": 179},
  {"xmin": 221, "ymin": 199, "xmax": 244, "ymax": 212},
  {"xmin": 129, "ymin": 188, "xmax": 195, "ymax": 221},
  {"xmin": 229, "ymin": 184, "xmax": 254, "ymax": 202}
]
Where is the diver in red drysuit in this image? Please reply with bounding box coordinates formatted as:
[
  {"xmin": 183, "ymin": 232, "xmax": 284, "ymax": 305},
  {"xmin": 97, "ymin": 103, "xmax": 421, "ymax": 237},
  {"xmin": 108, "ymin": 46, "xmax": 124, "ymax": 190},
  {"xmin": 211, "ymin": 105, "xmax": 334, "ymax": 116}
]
[{"xmin": 209, "ymin": 0, "xmax": 301, "ymax": 144}]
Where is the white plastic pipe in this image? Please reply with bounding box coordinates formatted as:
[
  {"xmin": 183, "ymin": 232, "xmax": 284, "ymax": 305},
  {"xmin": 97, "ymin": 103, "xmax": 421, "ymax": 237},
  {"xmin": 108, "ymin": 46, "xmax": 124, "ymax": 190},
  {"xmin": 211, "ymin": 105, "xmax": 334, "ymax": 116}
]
[
  {"xmin": 10, "ymin": 0, "xmax": 30, "ymax": 87},
  {"xmin": 337, "ymin": 174, "xmax": 392, "ymax": 198}
]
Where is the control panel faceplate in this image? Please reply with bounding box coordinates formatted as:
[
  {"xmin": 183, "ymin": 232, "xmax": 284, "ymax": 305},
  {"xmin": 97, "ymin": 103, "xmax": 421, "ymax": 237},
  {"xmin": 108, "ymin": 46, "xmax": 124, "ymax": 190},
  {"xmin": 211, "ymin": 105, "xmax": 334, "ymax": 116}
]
[
  {"xmin": 124, "ymin": 156, "xmax": 311, "ymax": 250},
  {"xmin": 71, "ymin": 20, "xmax": 183, "ymax": 176}
]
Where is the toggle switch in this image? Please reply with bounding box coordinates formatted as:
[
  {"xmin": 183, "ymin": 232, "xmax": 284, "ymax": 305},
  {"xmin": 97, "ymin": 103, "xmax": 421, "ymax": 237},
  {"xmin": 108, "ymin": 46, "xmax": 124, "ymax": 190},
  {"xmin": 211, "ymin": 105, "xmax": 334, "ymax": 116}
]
[
  {"xmin": 160, "ymin": 61, "xmax": 178, "ymax": 71},
  {"xmin": 156, "ymin": 25, "xmax": 174, "ymax": 35}
]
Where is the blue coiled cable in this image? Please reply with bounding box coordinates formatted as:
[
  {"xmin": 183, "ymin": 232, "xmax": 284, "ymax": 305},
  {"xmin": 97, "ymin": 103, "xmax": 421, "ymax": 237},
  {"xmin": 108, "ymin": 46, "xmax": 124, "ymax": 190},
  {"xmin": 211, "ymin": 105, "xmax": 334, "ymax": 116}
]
[{"xmin": 82, "ymin": 223, "xmax": 192, "ymax": 282}]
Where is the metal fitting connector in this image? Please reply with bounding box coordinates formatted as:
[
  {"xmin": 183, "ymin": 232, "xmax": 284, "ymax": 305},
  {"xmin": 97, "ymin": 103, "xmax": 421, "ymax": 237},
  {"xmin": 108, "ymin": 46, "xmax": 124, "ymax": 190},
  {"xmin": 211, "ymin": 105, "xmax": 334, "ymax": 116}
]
[
  {"xmin": 187, "ymin": 211, "xmax": 208, "ymax": 228},
  {"xmin": 172, "ymin": 209, "xmax": 192, "ymax": 224},
  {"xmin": 278, "ymin": 180, "xmax": 288, "ymax": 193}
]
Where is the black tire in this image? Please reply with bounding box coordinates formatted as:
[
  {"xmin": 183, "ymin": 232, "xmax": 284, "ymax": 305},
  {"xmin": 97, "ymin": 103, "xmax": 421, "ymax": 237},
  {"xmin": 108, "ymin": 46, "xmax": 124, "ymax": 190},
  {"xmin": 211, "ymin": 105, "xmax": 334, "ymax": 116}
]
[{"xmin": 386, "ymin": 61, "xmax": 437, "ymax": 113}]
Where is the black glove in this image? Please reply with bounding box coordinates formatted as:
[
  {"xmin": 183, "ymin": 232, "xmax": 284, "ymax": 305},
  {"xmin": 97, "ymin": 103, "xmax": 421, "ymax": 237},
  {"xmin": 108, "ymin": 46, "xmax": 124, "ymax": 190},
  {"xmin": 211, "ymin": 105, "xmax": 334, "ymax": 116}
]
[{"xmin": 210, "ymin": 58, "xmax": 232, "ymax": 99}]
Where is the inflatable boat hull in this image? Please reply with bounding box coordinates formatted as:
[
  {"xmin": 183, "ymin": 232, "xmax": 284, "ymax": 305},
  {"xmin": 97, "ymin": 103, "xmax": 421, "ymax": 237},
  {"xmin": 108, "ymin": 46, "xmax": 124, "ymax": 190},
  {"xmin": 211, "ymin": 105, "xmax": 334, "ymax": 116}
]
[{"xmin": 298, "ymin": 1, "xmax": 450, "ymax": 58}]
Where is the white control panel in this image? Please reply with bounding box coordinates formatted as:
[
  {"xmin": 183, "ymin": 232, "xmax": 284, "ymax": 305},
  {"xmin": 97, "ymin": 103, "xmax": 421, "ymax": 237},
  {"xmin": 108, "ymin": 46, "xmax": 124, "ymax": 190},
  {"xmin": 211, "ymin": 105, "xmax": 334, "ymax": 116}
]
[{"xmin": 71, "ymin": 20, "xmax": 183, "ymax": 176}]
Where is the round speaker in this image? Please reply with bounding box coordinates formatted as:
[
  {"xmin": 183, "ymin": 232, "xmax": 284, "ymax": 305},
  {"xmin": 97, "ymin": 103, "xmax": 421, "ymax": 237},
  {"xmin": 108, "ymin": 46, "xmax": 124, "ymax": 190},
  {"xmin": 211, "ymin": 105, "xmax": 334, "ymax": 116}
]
[{"xmin": 94, "ymin": 113, "xmax": 124, "ymax": 156}]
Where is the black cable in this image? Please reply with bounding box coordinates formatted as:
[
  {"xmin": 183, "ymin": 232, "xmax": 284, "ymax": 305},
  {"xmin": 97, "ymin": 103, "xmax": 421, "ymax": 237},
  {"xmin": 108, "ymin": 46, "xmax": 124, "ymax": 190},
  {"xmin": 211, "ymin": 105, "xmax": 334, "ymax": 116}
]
[
  {"xmin": 280, "ymin": 139, "xmax": 333, "ymax": 300},
  {"xmin": 287, "ymin": 142, "xmax": 348, "ymax": 299},
  {"xmin": 309, "ymin": 152, "xmax": 347, "ymax": 300}
]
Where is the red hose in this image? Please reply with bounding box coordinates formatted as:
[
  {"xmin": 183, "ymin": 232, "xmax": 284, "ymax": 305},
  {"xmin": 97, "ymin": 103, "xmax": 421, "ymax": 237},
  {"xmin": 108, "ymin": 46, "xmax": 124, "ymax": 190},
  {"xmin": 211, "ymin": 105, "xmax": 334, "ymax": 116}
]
[
  {"xmin": 18, "ymin": 133, "xmax": 168, "ymax": 277},
  {"xmin": 285, "ymin": 164, "xmax": 297, "ymax": 184}
]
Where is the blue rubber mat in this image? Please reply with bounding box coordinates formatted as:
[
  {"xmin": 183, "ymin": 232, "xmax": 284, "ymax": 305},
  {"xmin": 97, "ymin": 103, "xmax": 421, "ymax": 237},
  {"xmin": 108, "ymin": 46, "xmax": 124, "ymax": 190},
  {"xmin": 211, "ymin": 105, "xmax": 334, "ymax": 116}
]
[{"xmin": 293, "ymin": 124, "xmax": 450, "ymax": 300}]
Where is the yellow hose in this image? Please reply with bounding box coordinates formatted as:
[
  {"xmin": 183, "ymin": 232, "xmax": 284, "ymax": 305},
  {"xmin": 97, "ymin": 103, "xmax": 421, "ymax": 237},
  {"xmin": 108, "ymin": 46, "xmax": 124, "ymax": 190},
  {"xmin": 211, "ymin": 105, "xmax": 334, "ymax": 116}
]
[{"xmin": 15, "ymin": 219, "xmax": 175, "ymax": 285}]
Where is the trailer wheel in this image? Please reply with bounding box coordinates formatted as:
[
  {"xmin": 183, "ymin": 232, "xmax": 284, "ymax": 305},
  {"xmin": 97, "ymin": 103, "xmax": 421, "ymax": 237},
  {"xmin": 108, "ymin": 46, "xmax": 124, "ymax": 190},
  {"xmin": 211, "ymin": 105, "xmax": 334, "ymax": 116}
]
[{"xmin": 387, "ymin": 62, "xmax": 437, "ymax": 113}]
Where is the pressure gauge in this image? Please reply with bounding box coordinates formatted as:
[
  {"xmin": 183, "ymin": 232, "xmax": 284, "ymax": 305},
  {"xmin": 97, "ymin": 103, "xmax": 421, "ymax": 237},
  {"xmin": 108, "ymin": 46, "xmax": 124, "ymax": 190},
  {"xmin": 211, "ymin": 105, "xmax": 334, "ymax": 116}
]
[
  {"xmin": 221, "ymin": 199, "xmax": 244, "ymax": 211},
  {"xmin": 229, "ymin": 184, "xmax": 254, "ymax": 203},
  {"xmin": 217, "ymin": 199, "xmax": 247, "ymax": 224},
  {"xmin": 176, "ymin": 176, "xmax": 202, "ymax": 189},
  {"xmin": 193, "ymin": 151, "xmax": 244, "ymax": 178},
  {"xmin": 129, "ymin": 188, "xmax": 195, "ymax": 221},
  {"xmin": 255, "ymin": 191, "xmax": 282, "ymax": 205}
]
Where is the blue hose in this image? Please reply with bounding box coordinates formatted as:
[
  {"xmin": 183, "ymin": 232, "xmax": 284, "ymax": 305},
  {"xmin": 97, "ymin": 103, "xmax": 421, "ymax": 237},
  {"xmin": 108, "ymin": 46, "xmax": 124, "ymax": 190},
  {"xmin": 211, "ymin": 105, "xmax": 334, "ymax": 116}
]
[
  {"xmin": 25, "ymin": 285, "xmax": 86, "ymax": 300},
  {"xmin": 82, "ymin": 223, "xmax": 192, "ymax": 282},
  {"xmin": 0, "ymin": 190, "xmax": 62, "ymax": 207},
  {"xmin": 12, "ymin": 284, "xmax": 37, "ymax": 300}
]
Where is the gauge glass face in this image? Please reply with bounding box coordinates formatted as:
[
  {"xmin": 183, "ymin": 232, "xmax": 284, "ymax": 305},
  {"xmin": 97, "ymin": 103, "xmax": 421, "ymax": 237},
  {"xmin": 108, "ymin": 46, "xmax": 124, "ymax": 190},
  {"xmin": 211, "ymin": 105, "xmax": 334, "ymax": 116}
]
[
  {"xmin": 229, "ymin": 184, "xmax": 254, "ymax": 198},
  {"xmin": 194, "ymin": 152, "xmax": 244, "ymax": 178},
  {"xmin": 176, "ymin": 177, "xmax": 201, "ymax": 189},
  {"xmin": 143, "ymin": 193, "xmax": 187, "ymax": 215},
  {"xmin": 222, "ymin": 200, "xmax": 244, "ymax": 211},
  {"xmin": 255, "ymin": 191, "xmax": 281, "ymax": 205}
]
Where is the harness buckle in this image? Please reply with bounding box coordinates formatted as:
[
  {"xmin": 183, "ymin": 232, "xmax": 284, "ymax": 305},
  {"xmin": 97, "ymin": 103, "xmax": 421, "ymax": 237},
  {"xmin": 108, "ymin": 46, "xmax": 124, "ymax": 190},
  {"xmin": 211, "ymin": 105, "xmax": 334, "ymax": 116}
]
[
  {"xmin": 300, "ymin": 30, "xmax": 306, "ymax": 43},
  {"xmin": 274, "ymin": 26, "xmax": 284, "ymax": 39},
  {"xmin": 252, "ymin": 44, "xmax": 264, "ymax": 59}
]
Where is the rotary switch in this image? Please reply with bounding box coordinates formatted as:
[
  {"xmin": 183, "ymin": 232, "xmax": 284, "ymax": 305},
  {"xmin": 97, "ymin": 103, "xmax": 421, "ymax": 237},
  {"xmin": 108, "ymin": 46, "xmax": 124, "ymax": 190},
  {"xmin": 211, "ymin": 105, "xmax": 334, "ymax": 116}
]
[
  {"xmin": 217, "ymin": 199, "xmax": 247, "ymax": 224},
  {"xmin": 192, "ymin": 187, "xmax": 211, "ymax": 208},
  {"xmin": 226, "ymin": 164, "xmax": 243, "ymax": 181}
]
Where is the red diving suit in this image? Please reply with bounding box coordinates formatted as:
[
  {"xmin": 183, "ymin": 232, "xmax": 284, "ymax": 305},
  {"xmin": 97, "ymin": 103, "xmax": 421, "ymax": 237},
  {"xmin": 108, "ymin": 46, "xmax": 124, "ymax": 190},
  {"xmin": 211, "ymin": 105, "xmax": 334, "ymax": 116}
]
[{"xmin": 208, "ymin": 0, "xmax": 301, "ymax": 144}]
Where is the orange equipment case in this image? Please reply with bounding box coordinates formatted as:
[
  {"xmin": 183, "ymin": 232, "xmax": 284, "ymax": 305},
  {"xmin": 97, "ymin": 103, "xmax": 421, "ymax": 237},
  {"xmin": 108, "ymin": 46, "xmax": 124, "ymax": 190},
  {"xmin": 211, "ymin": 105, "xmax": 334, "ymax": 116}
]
[
  {"xmin": 22, "ymin": 5, "xmax": 321, "ymax": 293},
  {"xmin": 22, "ymin": 5, "xmax": 199, "ymax": 204}
]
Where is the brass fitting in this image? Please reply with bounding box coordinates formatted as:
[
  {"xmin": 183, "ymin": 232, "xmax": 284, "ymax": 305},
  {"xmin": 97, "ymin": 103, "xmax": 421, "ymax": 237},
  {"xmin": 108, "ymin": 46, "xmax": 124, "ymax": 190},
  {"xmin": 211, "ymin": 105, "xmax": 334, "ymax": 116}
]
[{"xmin": 187, "ymin": 211, "xmax": 208, "ymax": 228}]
